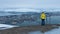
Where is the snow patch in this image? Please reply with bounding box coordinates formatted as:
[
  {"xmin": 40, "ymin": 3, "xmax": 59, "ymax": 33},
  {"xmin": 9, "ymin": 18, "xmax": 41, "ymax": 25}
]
[{"xmin": 0, "ymin": 24, "xmax": 18, "ymax": 30}]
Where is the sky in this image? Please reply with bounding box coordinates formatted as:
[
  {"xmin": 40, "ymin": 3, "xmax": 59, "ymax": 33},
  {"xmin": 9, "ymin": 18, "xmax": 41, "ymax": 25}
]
[{"xmin": 0, "ymin": 0, "xmax": 60, "ymax": 9}]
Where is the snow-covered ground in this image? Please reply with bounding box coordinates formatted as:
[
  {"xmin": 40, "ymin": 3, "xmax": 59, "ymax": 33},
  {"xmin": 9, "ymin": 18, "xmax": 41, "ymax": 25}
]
[{"xmin": 0, "ymin": 24, "xmax": 18, "ymax": 30}]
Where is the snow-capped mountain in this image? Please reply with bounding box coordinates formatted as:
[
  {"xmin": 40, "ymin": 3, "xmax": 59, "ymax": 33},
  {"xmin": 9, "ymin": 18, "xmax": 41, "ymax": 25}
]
[{"xmin": 0, "ymin": 8, "xmax": 60, "ymax": 13}]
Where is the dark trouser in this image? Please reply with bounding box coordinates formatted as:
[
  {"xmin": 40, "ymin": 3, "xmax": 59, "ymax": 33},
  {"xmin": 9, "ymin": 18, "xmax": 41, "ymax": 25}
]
[{"xmin": 41, "ymin": 19, "xmax": 45, "ymax": 26}]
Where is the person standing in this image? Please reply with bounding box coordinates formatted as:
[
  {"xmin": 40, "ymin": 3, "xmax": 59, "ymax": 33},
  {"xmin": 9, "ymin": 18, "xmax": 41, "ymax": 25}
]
[{"xmin": 40, "ymin": 12, "xmax": 46, "ymax": 26}]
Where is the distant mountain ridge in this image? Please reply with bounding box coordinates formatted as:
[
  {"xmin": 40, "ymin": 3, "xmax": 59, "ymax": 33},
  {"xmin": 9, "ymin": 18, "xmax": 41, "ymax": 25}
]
[{"xmin": 0, "ymin": 12, "xmax": 60, "ymax": 26}]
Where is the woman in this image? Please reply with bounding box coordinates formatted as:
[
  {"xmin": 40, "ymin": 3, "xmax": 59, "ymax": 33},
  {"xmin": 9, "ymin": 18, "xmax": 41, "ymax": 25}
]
[{"xmin": 40, "ymin": 12, "xmax": 46, "ymax": 26}]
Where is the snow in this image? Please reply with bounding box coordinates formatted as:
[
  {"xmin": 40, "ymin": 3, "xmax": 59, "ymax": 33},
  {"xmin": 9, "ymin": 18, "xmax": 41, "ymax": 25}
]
[
  {"xmin": 0, "ymin": 24, "xmax": 18, "ymax": 30},
  {"xmin": 1, "ymin": 8, "xmax": 60, "ymax": 13},
  {"xmin": 4, "ymin": 8, "xmax": 40, "ymax": 13}
]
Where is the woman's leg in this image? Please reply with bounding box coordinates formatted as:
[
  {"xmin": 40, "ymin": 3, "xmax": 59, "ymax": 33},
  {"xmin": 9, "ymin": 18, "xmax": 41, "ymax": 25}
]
[{"xmin": 41, "ymin": 19, "xmax": 45, "ymax": 26}]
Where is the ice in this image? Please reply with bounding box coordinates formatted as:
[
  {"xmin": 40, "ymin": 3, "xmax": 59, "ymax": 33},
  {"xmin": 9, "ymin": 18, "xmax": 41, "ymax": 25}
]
[
  {"xmin": 28, "ymin": 31, "xmax": 42, "ymax": 34},
  {"xmin": 45, "ymin": 27, "xmax": 60, "ymax": 34},
  {"xmin": 27, "ymin": 27, "xmax": 60, "ymax": 34}
]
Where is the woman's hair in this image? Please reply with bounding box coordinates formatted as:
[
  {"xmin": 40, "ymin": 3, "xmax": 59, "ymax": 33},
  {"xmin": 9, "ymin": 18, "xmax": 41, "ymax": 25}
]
[{"xmin": 42, "ymin": 12, "xmax": 44, "ymax": 13}]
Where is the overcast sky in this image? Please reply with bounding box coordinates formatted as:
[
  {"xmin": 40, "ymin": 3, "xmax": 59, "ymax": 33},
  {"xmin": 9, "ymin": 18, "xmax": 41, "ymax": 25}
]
[{"xmin": 0, "ymin": 0, "xmax": 60, "ymax": 9}]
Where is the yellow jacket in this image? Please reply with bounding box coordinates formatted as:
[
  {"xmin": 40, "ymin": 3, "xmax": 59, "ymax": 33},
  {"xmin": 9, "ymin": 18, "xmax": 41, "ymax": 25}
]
[{"xmin": 40, "ymin": 13, "xmax": 46, "ymax": 19}]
